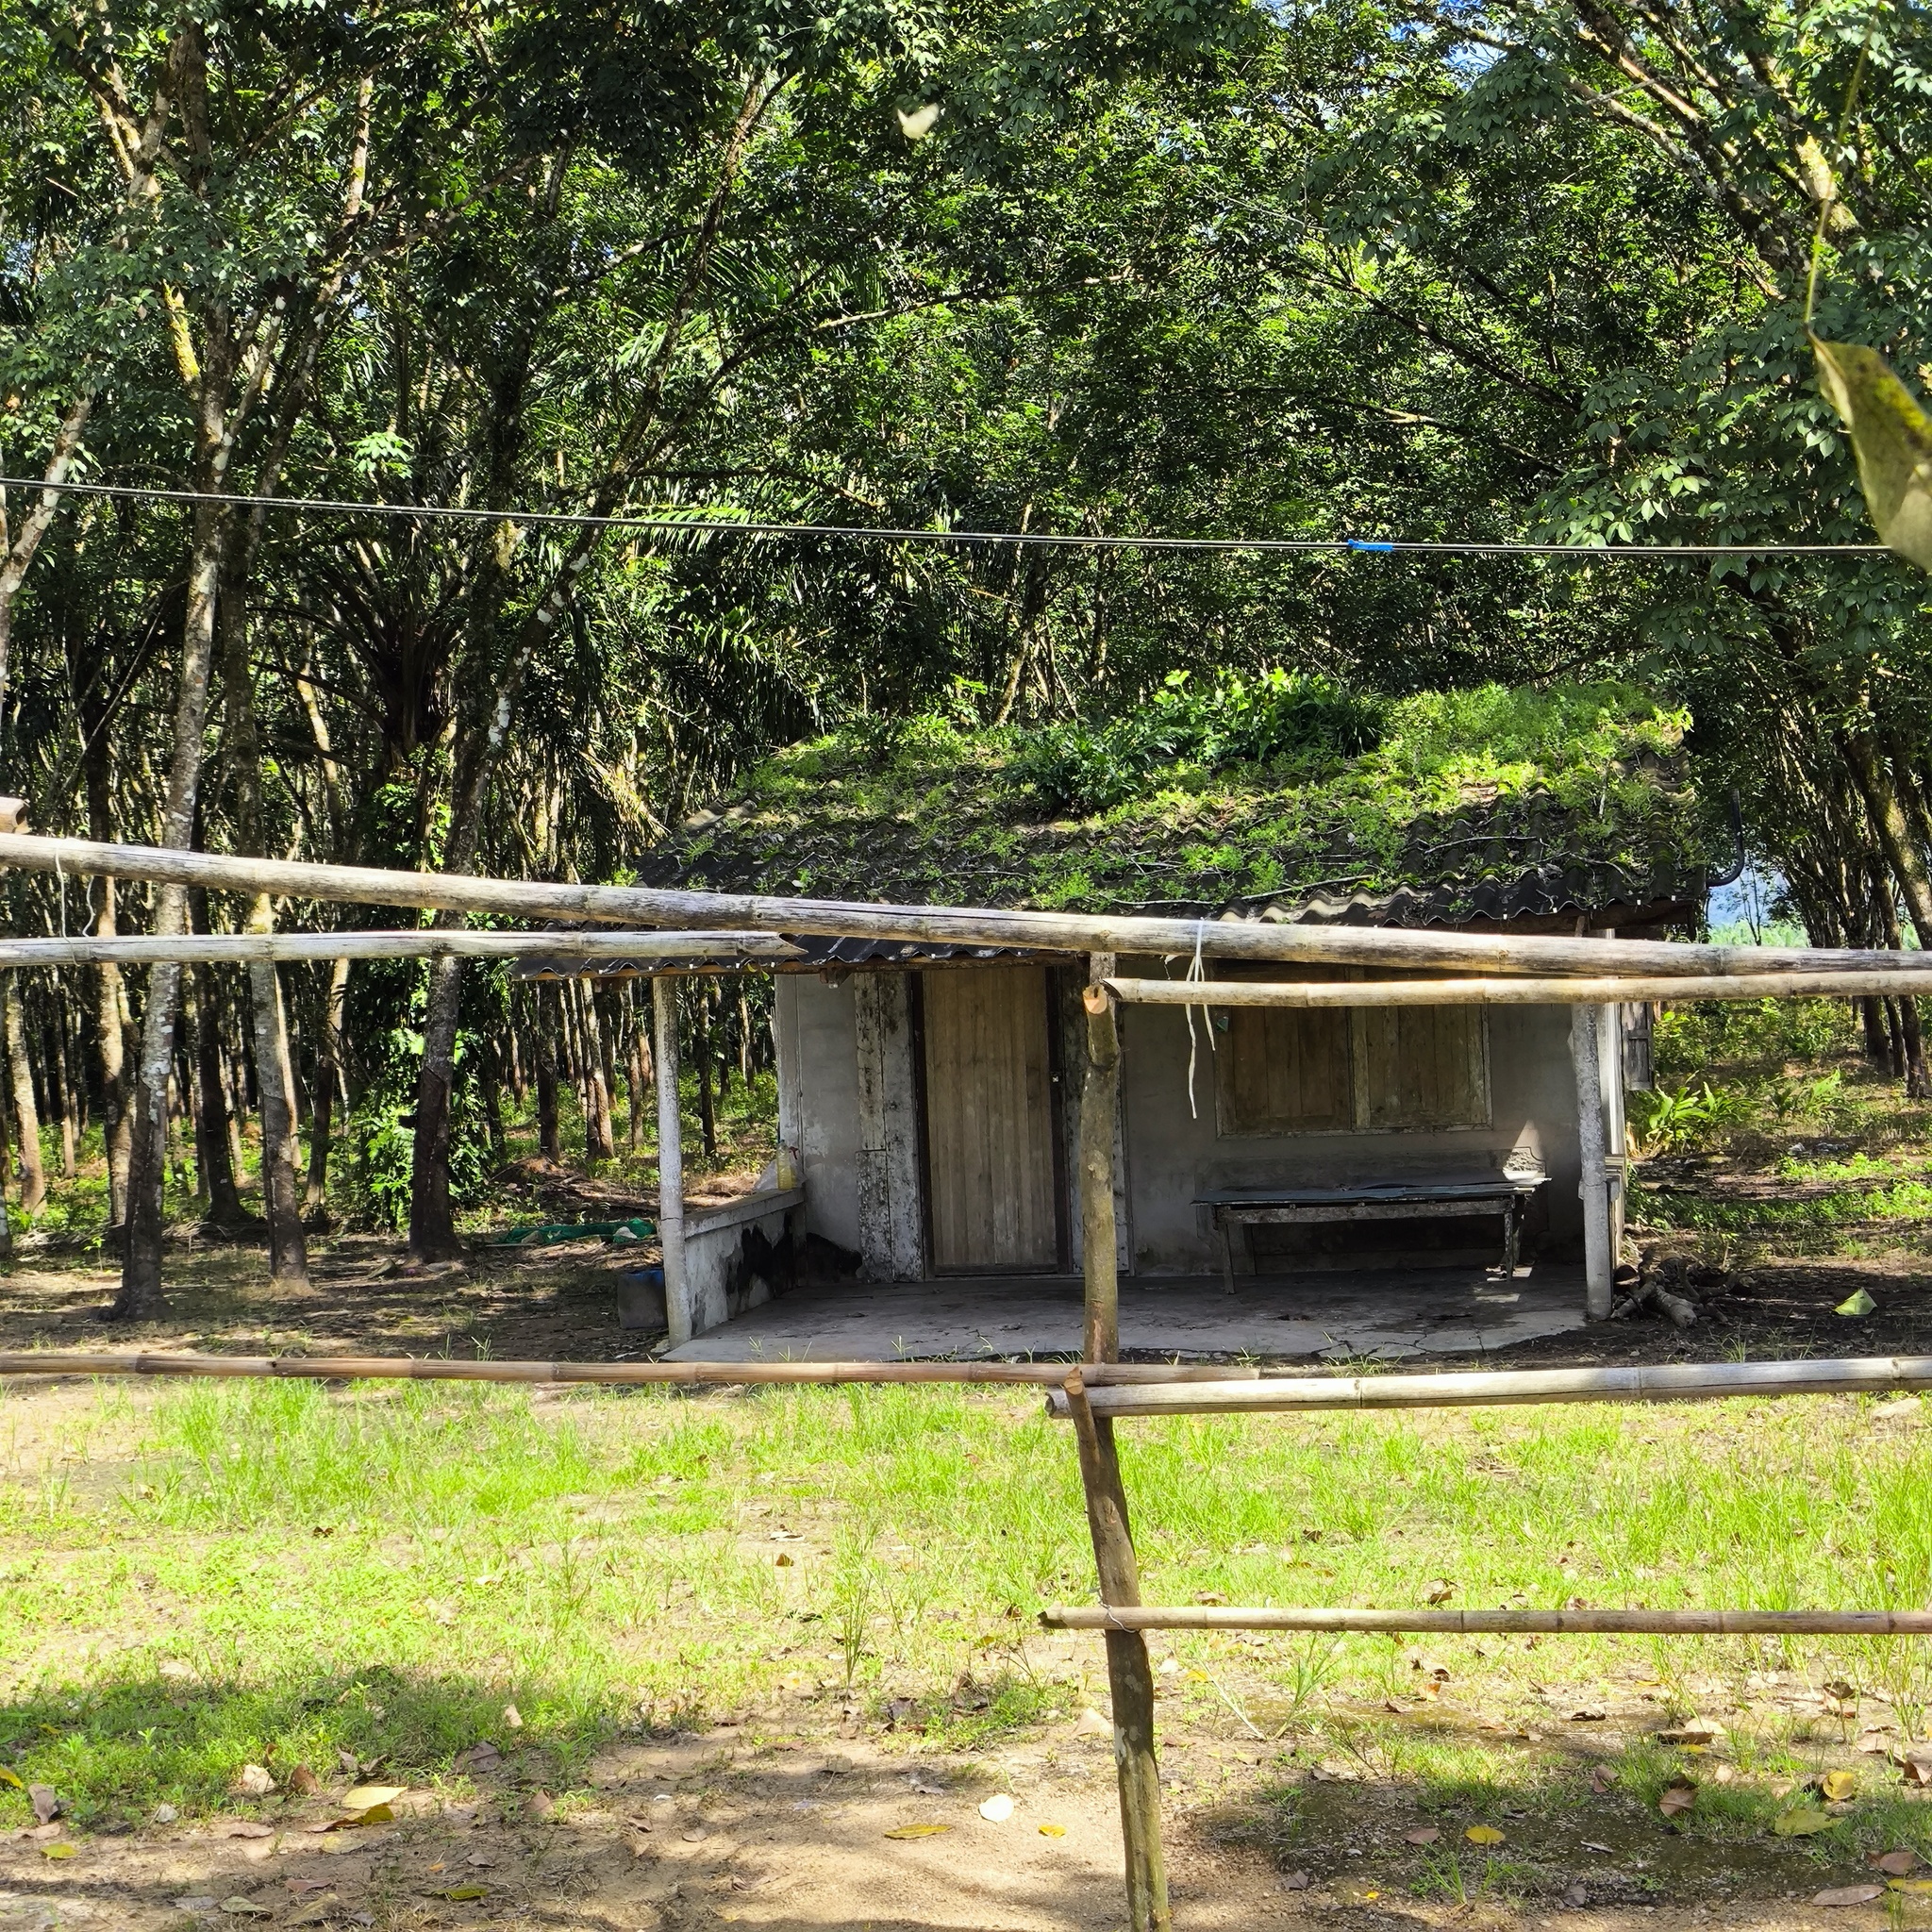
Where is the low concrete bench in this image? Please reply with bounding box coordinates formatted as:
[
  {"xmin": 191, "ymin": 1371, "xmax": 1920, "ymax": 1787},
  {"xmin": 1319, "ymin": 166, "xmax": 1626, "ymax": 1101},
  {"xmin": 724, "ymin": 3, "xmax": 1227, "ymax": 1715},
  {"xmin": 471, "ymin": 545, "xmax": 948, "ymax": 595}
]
[{"xmin": 1195, "ymin": 1174, "xmax": 1546, "ymax": 1292}]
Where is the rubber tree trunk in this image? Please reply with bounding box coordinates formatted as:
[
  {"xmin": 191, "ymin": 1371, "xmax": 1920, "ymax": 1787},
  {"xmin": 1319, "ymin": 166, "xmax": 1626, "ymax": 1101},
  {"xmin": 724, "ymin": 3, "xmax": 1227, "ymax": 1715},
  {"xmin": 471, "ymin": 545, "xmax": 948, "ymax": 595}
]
[
  {"xmin": 577, "ymin": 979, "xmax": 613, "ymax": 1164},
  {"xmin": 694, "ymin": 987, "xmax": 717, "ymax": 1160},
  {"xmin": 3, "ymin": 974, "xmax": 44, "ymax": 1216},
  {"xmin": 626, "ymin": 997, "xmax": 648, "ymax": 1155},
  {"xmin": 536, "ymin": 983, "xmax": 560, "ymax": 1162},
  {"xmin": 304, "ymin": 957, "xmax": 350, "ymax": 1217},
  {"xmin": 408, "ymin": 953, "xmax": 466, "ymax": 1259},
  {"xmin": 1847, "ymin": 731, "xmax": 1932, "ymax": 949},
  {"xmin": 48, "ymin": 1009, "xmax": 75, "ymax": 1179},
  {"xmin": 1873, "ymin": 875, "xmax": 1930, "ymax": 1097},
  {"xmin": 117, "ymin": 492, "xmax": 231, "ymax": 1318},
  {"xmin": 1862, "ymin": 995, "xmax": 1892, "ymax": 1065},
  {"xmin": 82, "ymin": 681, "xmax": 132, "ymax": 1231},
  {"xmin": 190, "ymin": 968, "xmax": 245, "ymax": 1225},
  {"xmin": 654, "ymin": 975, "xmax": 690, "ymax": 1345},
  {"xmin": 218, "ymin": 562, "xmax": 308, "ymax": 1283}
]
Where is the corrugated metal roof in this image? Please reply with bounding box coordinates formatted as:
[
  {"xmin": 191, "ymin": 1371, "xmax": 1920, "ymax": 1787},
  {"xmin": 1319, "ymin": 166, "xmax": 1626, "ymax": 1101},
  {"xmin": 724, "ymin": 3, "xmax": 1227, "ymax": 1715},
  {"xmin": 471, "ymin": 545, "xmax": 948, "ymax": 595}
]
[{"xmin": 513, "ymin": 933, "xmax": 1065, "ymax": 980}]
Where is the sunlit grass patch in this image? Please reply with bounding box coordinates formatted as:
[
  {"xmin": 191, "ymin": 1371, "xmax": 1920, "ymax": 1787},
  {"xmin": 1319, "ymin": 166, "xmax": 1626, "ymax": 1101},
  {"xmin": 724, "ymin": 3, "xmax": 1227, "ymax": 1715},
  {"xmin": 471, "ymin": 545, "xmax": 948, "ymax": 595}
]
[{"xmin": 4, "ymin": 1374, "xmax": 1932, "ymax": 1878}]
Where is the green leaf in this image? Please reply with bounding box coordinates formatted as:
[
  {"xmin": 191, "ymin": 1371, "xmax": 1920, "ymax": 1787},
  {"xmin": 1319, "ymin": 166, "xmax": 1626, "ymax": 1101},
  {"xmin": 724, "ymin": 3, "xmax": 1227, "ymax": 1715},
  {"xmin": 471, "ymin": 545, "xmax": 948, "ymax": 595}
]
[{"xmin": 1810, "ymin": 337, "xmax": 1932, "ymax": 570}]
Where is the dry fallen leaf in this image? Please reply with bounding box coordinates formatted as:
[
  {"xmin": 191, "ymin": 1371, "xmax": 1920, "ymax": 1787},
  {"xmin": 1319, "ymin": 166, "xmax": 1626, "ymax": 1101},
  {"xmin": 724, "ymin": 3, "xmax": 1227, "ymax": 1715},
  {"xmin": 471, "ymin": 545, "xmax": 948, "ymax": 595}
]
[
  {"xmin": 454, "ymin": 1742, "xmax": 501, "ymax": 1775},
  {"xmin": 1657, "ymin": 1718, "xmax": 1724, "ymax": 1745},
  {"xmin": 287, "ymin": 1765, "xmax": 319, "ymax": 1796},
  {"xmin": 39, "ymin": 1842, "xmax": 75, "ymax": 1860},
  {"xmin": 1426, "ymin": 1580, "xmax": 1457, "ymax": 1606},
  {"xmin": 1774, "ymin": 1808, "xmax": 1836, "ymax": 1838},
  {"xmin": 1038, "ymin": 1824, "xmax": 1067, "ymax": 1838},
  {"xmin": 1836, "ymin": 1289, "xmax": 1878, "ymax": 1318},
  {"xmin": 1465, "ymin": 1824, "xmax": 1506, "ymax": 1845},
  {"xmin": 1874, "ymin": 1849, "xmax": 1920, "ymax": 1876},
  {"xmin": 884, "ymin": 1824, "xmax": 951, "ymax": 1840},
  {"xmin": 1404, "ymin": 1826, "xmax": 1441, "ymax": 1845},
  {"xmin": 439, "ymin": 1887, "xmax": 489, "ymax": 1902},
  {"xmin": 1814, "ymin": 1884, "xmax": 1884, "ymax": 1908},
  {"xmin": 27, "ymin": 1784, "xmax": 57, "ymax": 1824},
  {"xmin": 1821, "ymin": 1770, "xmax": 1857, "ymax": 1801},
  {"xmin": 339, "ymin": 1784, "xmax": 404, "ymax": 1813},
  {"xmin": 0, "ymin": 1768, "xmax": 21, "ymax": 1790},
  {"xmin": 218, "ymin": 1900, "xmax": 273, "ymax": 1918},
  {"xmin": 232, "ymin": 1765, "xmax": 275, "ymax": 1798},
  {"xmin": 978, "ymin": 1794, "xmax": 1014, "ymax": 1823},
  {"xmin": 1414, "ymin": 1680, "xmax": 1442, "ymax": 1702},
  {"xmin": 1891, "ymin": 1879, "xmax": 1932, "ymax": 1896},
  {"xmin": 1071, "ymin": 1708, "xmax": 1111, "ymax": 1738},
  {"xmin": 502, "ymin": 1705, "xmax": 524, "ymax": 1730},
  {"xmin": 1658, "ymin": 1781, "xmax": 1697, "ymax": 1819}
]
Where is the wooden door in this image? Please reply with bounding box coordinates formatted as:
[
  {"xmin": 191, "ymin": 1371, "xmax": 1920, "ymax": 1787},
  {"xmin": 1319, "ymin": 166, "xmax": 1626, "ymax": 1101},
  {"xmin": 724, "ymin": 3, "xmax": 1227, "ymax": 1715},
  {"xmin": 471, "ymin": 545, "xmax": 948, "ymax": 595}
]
[{"xmin": 921, "ymin": 965, "xmax": 1060, "ymax": 1272}]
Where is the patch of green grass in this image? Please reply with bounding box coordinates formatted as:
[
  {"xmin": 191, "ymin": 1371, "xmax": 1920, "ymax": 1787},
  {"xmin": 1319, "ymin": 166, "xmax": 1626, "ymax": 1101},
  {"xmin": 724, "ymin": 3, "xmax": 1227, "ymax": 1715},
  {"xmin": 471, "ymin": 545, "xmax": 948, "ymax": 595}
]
[{"xmin": 8, "ymin": 1376, "xmax": 1932, "ymax": 1853}]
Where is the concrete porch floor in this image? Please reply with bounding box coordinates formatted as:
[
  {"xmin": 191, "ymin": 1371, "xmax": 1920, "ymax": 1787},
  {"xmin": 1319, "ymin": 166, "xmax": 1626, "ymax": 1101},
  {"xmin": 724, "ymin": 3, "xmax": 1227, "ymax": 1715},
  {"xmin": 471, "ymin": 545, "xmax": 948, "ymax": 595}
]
[{"xmin": 663, "ymin": 1261, "xmax": 1588, "ymax": 1363}]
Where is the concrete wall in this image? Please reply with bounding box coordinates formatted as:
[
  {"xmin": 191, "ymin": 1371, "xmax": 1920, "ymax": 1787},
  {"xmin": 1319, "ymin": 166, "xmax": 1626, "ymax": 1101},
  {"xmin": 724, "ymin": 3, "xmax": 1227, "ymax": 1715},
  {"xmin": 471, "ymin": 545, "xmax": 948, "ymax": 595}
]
[
  {"xmin": 1116, "ymin": 954, "xmax": 1584, "ymax": 1274},
  {"xmin": 774, "ymin": 974, "xmax": 865, "ymax": 1255},
  {"xmin": 774, "ymin": 959, "xmax": 1604, "ymax": 1281},
  {"xmin": 685, "ymin": 1191, "xmax": 806, "ymax": 1335}
]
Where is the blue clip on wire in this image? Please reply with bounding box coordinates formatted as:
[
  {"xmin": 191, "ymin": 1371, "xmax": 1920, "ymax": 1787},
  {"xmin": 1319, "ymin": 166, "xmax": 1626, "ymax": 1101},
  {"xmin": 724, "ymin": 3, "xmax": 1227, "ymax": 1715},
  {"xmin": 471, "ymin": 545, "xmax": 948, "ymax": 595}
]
[{"xmin": 1346, "ymin": 539, "xmax": 1395, "ymax": 552}]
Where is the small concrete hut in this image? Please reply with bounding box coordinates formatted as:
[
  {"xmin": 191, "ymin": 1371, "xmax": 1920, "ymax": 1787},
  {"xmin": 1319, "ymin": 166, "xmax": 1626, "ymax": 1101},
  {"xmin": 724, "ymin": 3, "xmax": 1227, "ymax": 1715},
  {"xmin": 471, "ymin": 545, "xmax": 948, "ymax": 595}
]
[{"xmin": 523, "ymin": 682, "xmax": 1723, "ymax": 1356}]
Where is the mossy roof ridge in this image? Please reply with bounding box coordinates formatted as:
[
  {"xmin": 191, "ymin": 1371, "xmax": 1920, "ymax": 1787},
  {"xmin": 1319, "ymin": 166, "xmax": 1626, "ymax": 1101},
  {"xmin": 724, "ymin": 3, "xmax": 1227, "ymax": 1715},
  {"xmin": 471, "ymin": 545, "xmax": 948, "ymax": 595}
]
[{"xmin": 636, "ymin": 682, "xmax": 1719, "ymax": 926}]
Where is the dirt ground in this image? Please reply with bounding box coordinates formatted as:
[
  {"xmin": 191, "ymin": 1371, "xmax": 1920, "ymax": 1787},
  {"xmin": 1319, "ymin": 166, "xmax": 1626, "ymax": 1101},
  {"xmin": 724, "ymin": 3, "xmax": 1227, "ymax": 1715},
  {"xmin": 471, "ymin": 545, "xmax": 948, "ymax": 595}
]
[{"xmin": 4, "ymin": 1234, "xmax": 1931, "ymax": 1931}]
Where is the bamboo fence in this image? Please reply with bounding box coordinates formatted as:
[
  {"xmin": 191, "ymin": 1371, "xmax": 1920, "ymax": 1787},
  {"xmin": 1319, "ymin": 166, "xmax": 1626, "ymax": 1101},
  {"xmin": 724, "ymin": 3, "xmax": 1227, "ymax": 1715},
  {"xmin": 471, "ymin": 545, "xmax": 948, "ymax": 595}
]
[{"xmin": 8, "ymin": 828, "xmax": 1932, "ymax": 979}]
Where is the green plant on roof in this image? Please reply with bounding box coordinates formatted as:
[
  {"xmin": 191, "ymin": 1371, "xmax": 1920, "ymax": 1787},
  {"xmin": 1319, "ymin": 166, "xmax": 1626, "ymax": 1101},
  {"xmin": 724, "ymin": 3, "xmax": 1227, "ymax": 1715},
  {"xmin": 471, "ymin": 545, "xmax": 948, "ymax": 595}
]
[
  {"xmin": 675, "ymin": 680, "xmax": 1706, "ymax": 915},
  {"xmin": 1012, "ymin": 669, "xmax": 1386, "ymax": 813}
]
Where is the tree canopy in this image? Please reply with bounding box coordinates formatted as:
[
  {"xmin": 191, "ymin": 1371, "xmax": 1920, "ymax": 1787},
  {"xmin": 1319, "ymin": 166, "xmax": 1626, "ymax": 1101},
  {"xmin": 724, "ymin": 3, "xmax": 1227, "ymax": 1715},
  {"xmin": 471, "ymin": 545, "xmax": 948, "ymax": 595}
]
[{"xmin": 2, "ymin": 0, "xmax": 1930, "ymax": 1291}]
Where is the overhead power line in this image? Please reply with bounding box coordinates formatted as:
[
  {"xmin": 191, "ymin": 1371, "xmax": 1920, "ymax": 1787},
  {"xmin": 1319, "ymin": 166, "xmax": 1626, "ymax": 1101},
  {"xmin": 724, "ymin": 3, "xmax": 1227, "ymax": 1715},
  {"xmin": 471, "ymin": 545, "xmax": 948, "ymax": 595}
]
[{"xmin": 0, "ymin": 473, "xmax": 1892, "ymax": 558}]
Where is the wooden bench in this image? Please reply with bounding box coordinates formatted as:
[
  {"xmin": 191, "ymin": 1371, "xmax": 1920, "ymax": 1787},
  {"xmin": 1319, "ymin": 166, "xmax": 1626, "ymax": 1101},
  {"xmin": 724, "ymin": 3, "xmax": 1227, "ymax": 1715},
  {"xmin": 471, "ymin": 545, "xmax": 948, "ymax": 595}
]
[{"xmin": 1196, "ymin": 1174, "xmax": 1546, "ymax": 1293}]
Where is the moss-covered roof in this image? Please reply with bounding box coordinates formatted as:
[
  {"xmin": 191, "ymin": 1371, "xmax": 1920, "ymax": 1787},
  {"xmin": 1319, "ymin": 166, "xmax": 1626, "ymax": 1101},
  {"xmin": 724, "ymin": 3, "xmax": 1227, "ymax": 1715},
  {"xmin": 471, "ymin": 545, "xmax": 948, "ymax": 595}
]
[{"xmin": 635, "ymin": 682, "xmax": 1719, "ymax": 930}]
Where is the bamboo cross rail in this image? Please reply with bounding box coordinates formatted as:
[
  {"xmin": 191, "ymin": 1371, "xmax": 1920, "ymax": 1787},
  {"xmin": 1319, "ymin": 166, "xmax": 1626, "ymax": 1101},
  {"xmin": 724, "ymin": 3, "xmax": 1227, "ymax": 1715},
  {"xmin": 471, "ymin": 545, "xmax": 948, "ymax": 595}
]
[
  {"xmin": 1106, "ymin": 971, "xmax": 1932, "ymax": 1006},
  {"xmin": 0, "ymin": 931, "xmax": 802, "ymax": 970},
  {"xmin": 8, "ymin": 829, "xmax": 1932, "ymax": 979},
  {"xmin": 1041, "ymin": 1607, "xmax": 1932, "ymax": 1636},
  {"xmin": 1043, "ymin": 1356, "xmax": 1932, "ymax": 1418},
  {"xmin": 1042, "ymin": 1352, "xmax": 1932, "ymax": 1931},
  {"xmin": 0, "ymin": 1350, "xmax": 1257, "ymax": 1388}
]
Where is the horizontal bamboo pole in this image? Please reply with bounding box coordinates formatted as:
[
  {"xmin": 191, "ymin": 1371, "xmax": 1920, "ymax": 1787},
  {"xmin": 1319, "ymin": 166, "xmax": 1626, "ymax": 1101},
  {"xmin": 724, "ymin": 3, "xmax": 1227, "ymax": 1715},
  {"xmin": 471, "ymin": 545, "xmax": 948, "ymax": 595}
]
[
  {"xmin": 1041, "ymin": 1605, "xmax": 1932, "ymax": 1635},
  {"xmin": 0, "ymin": 1351, "xmax": 1257, "ymax": 1389},
  {"xmin": 0, "ymin": 931, "xmax": 802, "ymax": 970},
  {"xmin": 1108, "ymin": 971, "xmax": 1932, "ymax": 1008},
  {"xmin": 3, "ymin": 831, "xmax": 1927, "ymax": 979},
  {"xmin": 1047, "ymin": 1355, "xmax": 1932, "ymax": 1419}
]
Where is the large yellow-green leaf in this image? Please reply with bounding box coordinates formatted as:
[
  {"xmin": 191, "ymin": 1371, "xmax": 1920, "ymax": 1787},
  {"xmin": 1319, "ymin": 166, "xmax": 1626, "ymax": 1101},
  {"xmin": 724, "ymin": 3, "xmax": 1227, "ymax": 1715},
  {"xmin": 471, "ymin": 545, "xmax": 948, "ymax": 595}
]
[{"xmin": 1811, "ymin": 336, "xmax": 1932, "ymax": 570}]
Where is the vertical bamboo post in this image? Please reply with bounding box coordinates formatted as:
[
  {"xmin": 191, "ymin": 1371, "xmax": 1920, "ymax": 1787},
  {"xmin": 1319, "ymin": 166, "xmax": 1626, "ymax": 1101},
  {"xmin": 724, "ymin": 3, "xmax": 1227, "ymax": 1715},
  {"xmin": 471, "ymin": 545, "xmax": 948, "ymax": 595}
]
[
  {"xmin": 1081, "ymin": 958, "xmax": 1121, "ymax": 1364},
  {"xmin": 1571, "ymin": 1005, "xmax": 1613, "ymax": 1321},
  {"xmin": 1064, "ymin": 1371, "xmax": 1170, "ymax": 1932},
  {"xmin": 653, "ymin": 975, "xmax": 691, "ymax": 1345}
]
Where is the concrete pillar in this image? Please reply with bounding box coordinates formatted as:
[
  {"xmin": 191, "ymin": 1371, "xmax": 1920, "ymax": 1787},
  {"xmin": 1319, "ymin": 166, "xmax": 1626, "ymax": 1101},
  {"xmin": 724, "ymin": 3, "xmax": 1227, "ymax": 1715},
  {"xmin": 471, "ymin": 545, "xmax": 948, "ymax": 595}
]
[
  {"xmin": 653, "ymin": 976, "xmax": 691, "ymax": 1345},
  {"xmin": 1571, "ymin": 1004, "xmax": 1613, "ymax": 1321}
]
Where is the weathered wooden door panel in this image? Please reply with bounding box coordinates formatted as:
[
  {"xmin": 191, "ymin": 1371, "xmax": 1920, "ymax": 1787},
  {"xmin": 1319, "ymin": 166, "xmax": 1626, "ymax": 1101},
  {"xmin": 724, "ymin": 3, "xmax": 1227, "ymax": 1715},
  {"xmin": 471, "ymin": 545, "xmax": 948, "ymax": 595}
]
[{"xmin": 922, "ymin": 965, "xmax": 1059, "ymax": 1272}]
